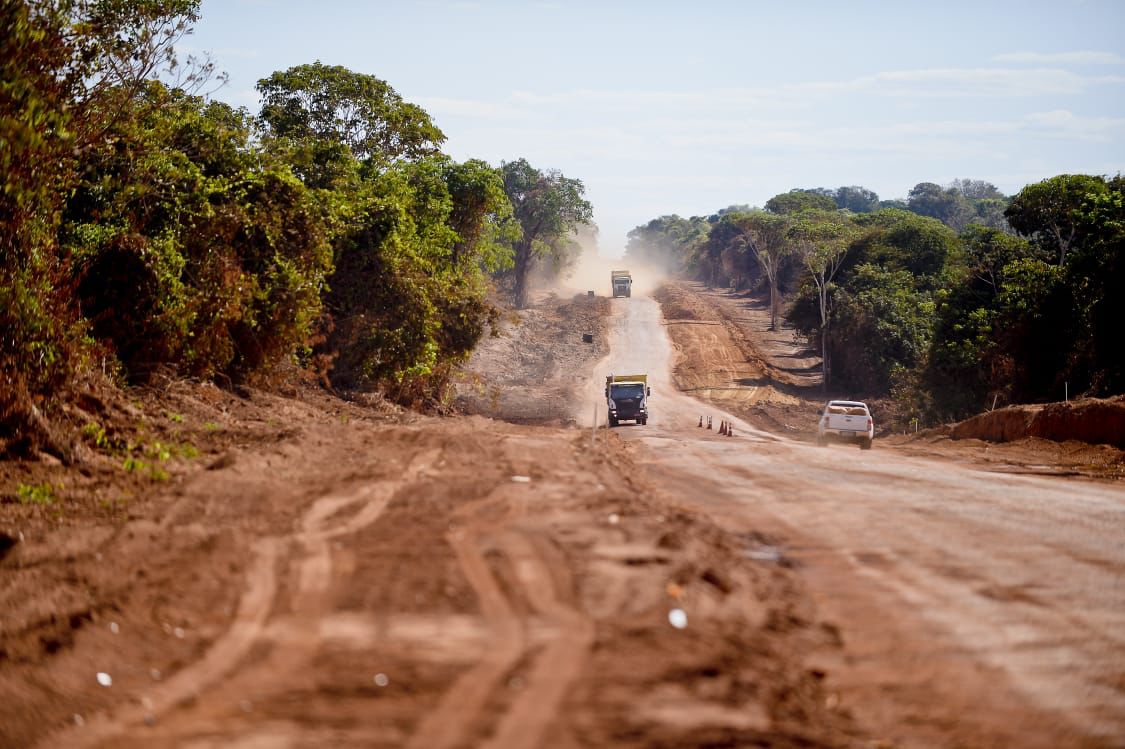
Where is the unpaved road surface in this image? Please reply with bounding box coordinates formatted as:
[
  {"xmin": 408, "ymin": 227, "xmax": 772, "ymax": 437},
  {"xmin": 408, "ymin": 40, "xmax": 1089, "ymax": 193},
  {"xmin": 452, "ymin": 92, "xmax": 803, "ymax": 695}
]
[
  {"xmin": 586, "ymin": 294, "xmax": 1125, "ymax": 748},
  {"xmin": 2, "ymin": 287, "xmax": 1123, "ymax": 748}
]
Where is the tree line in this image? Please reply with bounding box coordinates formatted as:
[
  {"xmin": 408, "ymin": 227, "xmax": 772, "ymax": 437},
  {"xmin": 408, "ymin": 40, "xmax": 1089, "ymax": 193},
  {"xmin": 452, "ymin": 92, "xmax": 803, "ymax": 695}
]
[
  {"xmin": 1, "ymin": 0, "xmax": 592, "ymax": 457},
  {"xmin": 626, "ymin": 177, "xmax": 1124, "ymax": 425}
]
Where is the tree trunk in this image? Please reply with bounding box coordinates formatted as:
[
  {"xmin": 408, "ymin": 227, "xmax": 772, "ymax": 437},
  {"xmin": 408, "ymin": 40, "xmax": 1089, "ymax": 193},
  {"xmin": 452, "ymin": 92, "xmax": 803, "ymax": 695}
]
[
  {"xmin": 768, "ymin": 276, "xmax": 779, "ymax": 330},
  {"xmin": 513, "ymin": 241, "xmax": 532, "ymax": 309},
  {"xmin": 818, "ymin": 280, "xmax": 830, "ymax": 391}
]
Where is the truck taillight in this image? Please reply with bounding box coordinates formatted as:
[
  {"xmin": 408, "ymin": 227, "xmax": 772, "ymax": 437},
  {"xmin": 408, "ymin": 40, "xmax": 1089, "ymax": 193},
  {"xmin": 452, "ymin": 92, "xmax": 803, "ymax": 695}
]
[{"xmin": 867, "ymin": 417, "xmax": 873, "ymax": 429}]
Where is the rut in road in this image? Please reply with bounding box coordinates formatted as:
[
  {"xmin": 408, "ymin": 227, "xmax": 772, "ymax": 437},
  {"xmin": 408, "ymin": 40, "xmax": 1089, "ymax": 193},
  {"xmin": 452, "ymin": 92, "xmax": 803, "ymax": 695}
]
[
  {"xmin": 406, "ymin": 481, "xmax": 595, "ymax": 749},
  {"xmin": 36, "ymin": 449, "xmax": 441, "ymax": 748}
]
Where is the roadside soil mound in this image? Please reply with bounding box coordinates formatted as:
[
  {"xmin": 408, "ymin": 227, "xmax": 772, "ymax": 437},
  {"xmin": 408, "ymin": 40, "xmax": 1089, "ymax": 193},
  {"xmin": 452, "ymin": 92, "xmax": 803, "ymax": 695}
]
[
  {"xmin": 453, "ymin": 292, "xmax": 609, "ymax": 424},
  {"xmin": 951, "ymin": 396, "xmax": 1125, "ymax": 448}
]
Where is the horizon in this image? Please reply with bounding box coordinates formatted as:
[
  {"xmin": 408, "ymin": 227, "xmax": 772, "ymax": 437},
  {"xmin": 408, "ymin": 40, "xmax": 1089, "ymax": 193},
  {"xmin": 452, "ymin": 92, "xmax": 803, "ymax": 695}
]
[{"xmin": 186, "ymin": 0, "xmax": 1125, "ymax": 255}]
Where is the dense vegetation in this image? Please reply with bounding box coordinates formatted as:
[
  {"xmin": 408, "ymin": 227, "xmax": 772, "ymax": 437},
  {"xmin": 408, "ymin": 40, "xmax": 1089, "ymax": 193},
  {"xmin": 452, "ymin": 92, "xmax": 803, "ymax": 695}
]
[
  {"xmin": 0, "ymin": 0, "xmax": 591, "ymax": 456},
  {"xmin": 627, "ymin": 177, "xmax": 1124, "ymax": 425}
]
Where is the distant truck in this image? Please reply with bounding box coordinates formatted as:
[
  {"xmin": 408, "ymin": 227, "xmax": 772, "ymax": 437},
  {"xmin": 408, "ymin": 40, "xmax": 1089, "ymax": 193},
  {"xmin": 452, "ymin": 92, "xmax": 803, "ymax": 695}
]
[
  {"xmin": 611, "ymin": 270, "xmax": 632, "ymax": 298},
  {"xmin": 605, "ymin": 374, "xmax": 650, "ymax": 426},
  {"xmin": 816, "ymin": 400, "xmax": 874, "ymax": 449}
]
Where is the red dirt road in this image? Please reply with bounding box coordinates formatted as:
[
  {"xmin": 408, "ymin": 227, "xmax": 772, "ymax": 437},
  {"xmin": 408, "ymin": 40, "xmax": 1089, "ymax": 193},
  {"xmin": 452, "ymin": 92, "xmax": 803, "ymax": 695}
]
[
  {"xmin": 589, "ymin": 293, "xmax": 1125, "ymax": 748},
  {"xmin": 2, "ymin": 286, "xmax": 1123, "ymax": 748}
]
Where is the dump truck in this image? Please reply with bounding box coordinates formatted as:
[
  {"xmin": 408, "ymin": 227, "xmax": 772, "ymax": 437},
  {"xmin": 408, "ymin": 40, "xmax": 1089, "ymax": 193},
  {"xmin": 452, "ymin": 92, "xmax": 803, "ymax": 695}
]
[
  {"xmin": 611, "ymin": 270, "xmax": 632, "ymax": 298},
  {"xmin": 605, "ymin": 373, "xmax": 650, "ymax": 426}
]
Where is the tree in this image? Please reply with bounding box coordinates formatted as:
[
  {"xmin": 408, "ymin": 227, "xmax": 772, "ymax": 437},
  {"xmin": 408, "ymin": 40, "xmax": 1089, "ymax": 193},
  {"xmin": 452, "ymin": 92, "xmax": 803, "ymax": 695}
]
[
  {"xmin": 63, "ymin": 84, "xmax": 333, "ymax": 381},
  {"xmin": 1005, "ymin": 174, "xmax": 1109, "ymax": 265},
  {"xmin": 948, "ymin": 179, "xmax": 1004, "ymax": 200},
  {"xmin": 788, "ymin": 212, "xmax": 858, "ymax": 389},
  {"xmin": 499, "ymin": 159, "xmax": 592, "ymax": 308},
  {"xmin": 742, "ymin": 212, "xmax": 791, "ymax": 329},
  {"xmin": 1, "ymin": 0, "xmax": 210, "ymax": 457},
  {"xmin": 441, "ymin": 158, "xmax": 517, "ymax": 272},
  {"xmin": 257, "ymin": 62, "xmax": 445, "ymax": 166},
  {"xmin": 907, "ymin": 182, "xmax": 973, "ymax": 231},
  {"xmin": 766, "ymin": 189, "xmax": 837, "ymax": 215},
  {"xmin": 833, "ymin": 185, "xmax": 881, "ymax": 213}
]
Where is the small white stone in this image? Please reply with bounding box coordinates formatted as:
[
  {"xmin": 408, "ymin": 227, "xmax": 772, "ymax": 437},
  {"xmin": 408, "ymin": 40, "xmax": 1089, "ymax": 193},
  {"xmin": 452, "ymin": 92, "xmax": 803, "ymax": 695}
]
[
  {"xmin": 668, "ymin": 608, "xmax": 688, "ymax": 629},
  {"xmin": 373, "ymin": 673, "xmax": 389, "ymax": 687},
  {"xmin": 510, "ymin": 475, "xmax": 531, "ymax": 483},
  {"xmin": 173, "ymin": 627, "xmax": 185, "ymax": 639},
  {"xmin": 109, "ymin": 622, "xmax": 119, "ymax": 634},
  {"xmin": 140, "ymin": 696, "xmax": 154, "ymax": 710},
  {"xmin": 150, "ymin": 668, "xmax": 162, "ymax": 681},
  {"xmin": 72, "ymin": 714, "xmax": 85, "ymax": 727},
  {"xmin": 608, "ymin": 513, "xmax": 620, "ymax": 525},
  {"xmin": 96, "ymin": 672, "xmax": 113, "ymax": 687}
]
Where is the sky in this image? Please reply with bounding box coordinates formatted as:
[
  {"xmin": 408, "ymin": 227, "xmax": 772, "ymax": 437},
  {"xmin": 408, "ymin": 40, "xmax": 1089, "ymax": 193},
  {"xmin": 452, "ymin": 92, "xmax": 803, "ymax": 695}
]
[{"xmin": 185, "ymin": 0, "xmax": 1125, "ymax": 256}]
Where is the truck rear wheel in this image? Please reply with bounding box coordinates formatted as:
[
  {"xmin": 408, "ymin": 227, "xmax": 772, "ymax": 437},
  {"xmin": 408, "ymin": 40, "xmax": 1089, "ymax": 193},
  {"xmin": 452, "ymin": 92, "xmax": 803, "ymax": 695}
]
[
  {"xmin": 860, "ymin": 437, "xmax": 872, "ymax": 450},
  {"xmin": 608, "ymin": 415, "xmax": 618, "ymax": 427}
]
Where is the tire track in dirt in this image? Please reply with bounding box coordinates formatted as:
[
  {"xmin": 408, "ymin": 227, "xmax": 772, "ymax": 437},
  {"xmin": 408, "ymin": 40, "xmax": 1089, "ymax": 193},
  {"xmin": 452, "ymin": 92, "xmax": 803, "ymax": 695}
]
[
  {"xmin": 482, "ymin": 531, "xmax": 594, "ymax": 749},
  {"xmin": 38, "ymin": 450, "xmax": 440, "ymax": 749},
  {"xmin": 407, "ymin": 485, "xmax": 594, "ymax": 749}
]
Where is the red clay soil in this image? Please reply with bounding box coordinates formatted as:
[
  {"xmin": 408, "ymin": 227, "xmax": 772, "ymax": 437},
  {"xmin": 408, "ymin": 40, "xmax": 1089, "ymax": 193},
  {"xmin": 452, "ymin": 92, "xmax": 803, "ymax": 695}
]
[
  {"xmin": 951, "ymin": 396, "xmax": 1125, "ymax": 448},
  {"xmin": 0, "ymin": 293, "xmax": 863, "ymax": 749}
]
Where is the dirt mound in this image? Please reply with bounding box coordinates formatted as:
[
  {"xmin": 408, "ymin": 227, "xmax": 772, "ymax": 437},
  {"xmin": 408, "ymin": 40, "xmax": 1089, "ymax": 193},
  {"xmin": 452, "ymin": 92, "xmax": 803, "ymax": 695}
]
[
  {"xmin": 952, "ymin": 396, "xmax": 1125, "ymax": 448},
  {"xmin": 452, "ymin": 292, "xmax": 609, "ymax": 424}
]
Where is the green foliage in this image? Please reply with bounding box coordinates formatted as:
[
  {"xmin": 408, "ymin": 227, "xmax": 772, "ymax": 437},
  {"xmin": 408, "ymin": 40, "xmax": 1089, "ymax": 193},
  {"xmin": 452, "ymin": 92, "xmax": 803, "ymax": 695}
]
[
  {"xmin": 633, "ymin": 174, "xmax": 1121, "ymax": 423},
  {"xmin": 17, "ymin": 482, "xmax": 56, "ymax": 506},
  {"xmin": 849, "ymin": 210, "xmax": 960, "ymax": 288},
  {"xmin": 831, "ymin": 265, "xmax": 935, "ymax": 393},
  {"xmin": 64, "ymin": 84, "xmax": 333, "ymax": 382},
  {"xmin": 765, "ymin": 189, "xmax": 838, "ymax": 215},
  {"xmin": 1005, "ymin": 174, "xmax": 1109, "ymax": 265},
  {"xmin": 257, "ymin": 62, "xmax": 444, "ymax": 166},
  {"xmin": 498, "ymin": 158, "xmax": 593, "ymax": 309},
  {"xmin": 0, "ymin": 0, "xmax": 82, "ymax": 447}
]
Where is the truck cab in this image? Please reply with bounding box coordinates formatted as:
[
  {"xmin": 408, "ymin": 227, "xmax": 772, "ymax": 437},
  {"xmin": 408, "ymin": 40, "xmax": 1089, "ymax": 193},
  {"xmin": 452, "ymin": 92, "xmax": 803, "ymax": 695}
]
[
  {"xmin": 606, "ymin": 374, "xmax": 649, "ymax": 426},
  {"xmin": 611, "ymin": 270, "xmax": 632, "ymax": 298}
]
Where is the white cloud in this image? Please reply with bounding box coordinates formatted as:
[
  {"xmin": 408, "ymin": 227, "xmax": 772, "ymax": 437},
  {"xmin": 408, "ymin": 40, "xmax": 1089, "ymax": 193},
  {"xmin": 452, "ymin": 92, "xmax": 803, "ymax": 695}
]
[
  {"xmin": 416, "ymin": 96, "xmax": 532, "ymax": 121},
  {"xmin": 850, "ymin": 67, "xmax": 1124, "ymax": 98},
  {"xmin": 994, "ymin": 51, "xmax": 1125, "ymax": 65},
  {"xmin": 1023, "ymin": 109, "xmax": 1125, "ymax": 142}
]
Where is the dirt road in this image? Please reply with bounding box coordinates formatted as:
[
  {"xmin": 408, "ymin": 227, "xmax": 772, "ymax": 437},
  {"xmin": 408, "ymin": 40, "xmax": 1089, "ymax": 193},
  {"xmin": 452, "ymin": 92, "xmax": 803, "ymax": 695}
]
[
  {"xmin": 590, "ymin": 294, "xmax": 1125, "ymax": 748},
  {"xmin": 4, "ymin": 287, "xmax": 1123, "ymax": 748}
]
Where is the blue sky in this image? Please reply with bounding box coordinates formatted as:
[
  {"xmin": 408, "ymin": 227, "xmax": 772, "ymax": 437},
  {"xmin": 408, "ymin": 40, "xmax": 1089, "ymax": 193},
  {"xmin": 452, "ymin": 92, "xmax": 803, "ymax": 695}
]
[{"xmin": 186, "ymin": 0, "xmax": 1125, "ymax": 255}]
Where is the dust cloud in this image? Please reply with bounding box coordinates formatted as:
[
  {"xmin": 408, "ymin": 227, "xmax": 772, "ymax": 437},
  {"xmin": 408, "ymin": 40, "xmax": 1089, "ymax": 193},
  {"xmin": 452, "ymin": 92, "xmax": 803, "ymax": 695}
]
[{"xmin": 550, "ymin": 232, "xmax": 669, "ymax": 299}]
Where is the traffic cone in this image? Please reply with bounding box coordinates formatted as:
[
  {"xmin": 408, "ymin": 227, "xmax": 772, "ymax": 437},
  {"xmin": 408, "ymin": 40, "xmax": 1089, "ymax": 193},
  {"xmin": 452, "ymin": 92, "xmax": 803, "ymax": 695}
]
[
  {"xmin": 721, "ymin": 420, "xmax": 729, "ymax": 436},
  {"xmin": 707, "ymin": 416, "xmax": 712, "ymax": 430},
  {"xmin": 727, "ymin": 423, "xmax": 734, "ymax": 436},
  {"xmin": 698, "ymin": 415, "xmax": 703, "ymax": 428},
  {"xmin": 718, "ymin": 420, "xmax": 725, "ymax": 435}
]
